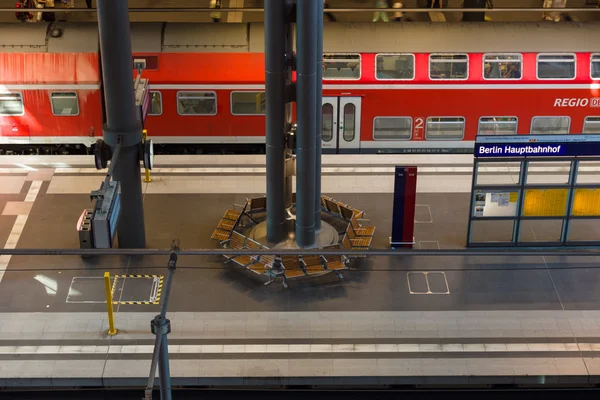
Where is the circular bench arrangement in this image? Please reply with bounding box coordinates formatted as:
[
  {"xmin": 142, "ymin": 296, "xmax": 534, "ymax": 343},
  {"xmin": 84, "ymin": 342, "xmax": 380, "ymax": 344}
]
[{"xmin": 211, "ymin": 195, "xmax": 375, "ymax": 288}]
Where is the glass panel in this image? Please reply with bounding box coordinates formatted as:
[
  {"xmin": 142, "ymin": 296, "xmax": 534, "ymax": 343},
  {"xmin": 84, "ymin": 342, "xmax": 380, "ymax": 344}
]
[
  {"xmin": 425, "ymin": 117, "xmax": 464, "ymax": 140},
  {"xmin": 51, "ymin": 92, "xmax": 79, "ymax": 116},
  {"xmin": 323, "ymin": 54, "xmax": 361, "ymax": 80},
  {"xmin": 429, "ymin": 54, "xmax": 468, "ymax": 80},
  {"xmin": 572, "ymin": 188, "xmax": 600, "ymax": 216},
  {"xmin": 522, "ymin": 189, "xmax": 569, "ymax": 217},
  {"xmin": 473, "ymin": 190, "xmax": 519, "ymax": 217},
  {"xmin": 231, "ymin": 92, "xmax": 265, "ymax": 115},
  {"xmin": 475, "ymin": 161, "xmax": 521, "ymax": 185},
  {"xmin": 483, "ymin": 54, "xmax": 522, "ymax": 80},
  {"xmin": 592, "ymin": 55, "xmax": 600, "ymax": 79},
  {"xmin": 567, "ymin": 219, "xmax": 600, "ymax": 242},
  {"xmin": 177, "ymin": 92, "xmax": 216, "ymax": 115},
  {"xmin": 149, "ymin": 91, "xmax": 162, "ymax": 116},
  {"xmin": 530, "ymin": 116, "xmax": 570, "ymax": 134},
  {"xmin": 375, "ymin": 54, "xmax": 414, "ymax": 80},
  {"xmin": 526, "ymin": 161, "xmax": 571, "ymax": 185},
  {"xmin": 342, "ymin": 103, "xmax": 355, "ymax": 142},
  {"xmin": 470, "ymin": 220, "xmax": 515, "ymax": 243},
  {"xmin": 322, "ymin": 103, "xmax": 334, "ymax": 142},
  {"xmin": 519, "ymin": 220, "xmax": 563, "ymax": 243},
  {"xmin": 576, "ymin": 160, "xmax": 600, "ymax": 184},
  {"xmin": 478, "ymin": 117, "xmax": 518, "ymax": 135},
  {"xmin": 537, "ymin": 54, "xmax": 575, "ymax": 79},
  {"xmin": 0, "ymin": 93, "xmax": 24, "ymax": 115},
  {"xmin": 373, "ymin": 117, "xmax": 411, "ymax": 140},
  {"xmin": 583, "ymin": 117, "xmax": 600, "ymax": 134}
]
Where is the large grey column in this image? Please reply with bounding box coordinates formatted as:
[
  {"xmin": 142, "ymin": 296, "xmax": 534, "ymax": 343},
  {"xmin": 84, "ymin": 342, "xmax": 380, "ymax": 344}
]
[
  {"xmin": 97, "ymin": 0, "xmax": 146, "ymax": 248},
  {"xmin": 295, "ymin": 0, "xmax": 317, "ymax": 248},
  {"xmin": 314, "ymin": 0, "xmax": 324, "ymax": 231},
  {"xmin": 264, "ymin": 0, "xmax": 288, "ymax": 244}
]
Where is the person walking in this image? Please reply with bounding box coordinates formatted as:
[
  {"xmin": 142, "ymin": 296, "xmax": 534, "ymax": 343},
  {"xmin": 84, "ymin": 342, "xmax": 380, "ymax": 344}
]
[
  {"xmin": 392, "ymin": 2, "xmax": 403, "ymax": 21},
  {"xmin": 210, "ymin": 0, "xmax": 221, "ymax": 23},
  {"xmin": 86, "ymin": 0, "xmax": 92, "ymax": 8},
  {"xmin": 372, "ymin": 0, "xmax": 389, "ymax": 22}
]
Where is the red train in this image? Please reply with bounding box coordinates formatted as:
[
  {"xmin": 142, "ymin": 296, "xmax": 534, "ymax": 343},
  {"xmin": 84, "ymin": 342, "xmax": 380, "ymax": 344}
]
[{"xmin": 1, "ymin": 21, "xmax": 599, "ymax": 154}]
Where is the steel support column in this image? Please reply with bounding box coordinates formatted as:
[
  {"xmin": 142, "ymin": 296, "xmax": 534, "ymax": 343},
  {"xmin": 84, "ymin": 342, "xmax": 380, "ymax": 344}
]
[
  {"xmin": 314, "ymin": 0, "xmax": 324, "ymax": 231},
  {"xmin": 264, "ymin": 0, "xmax": 287, "ymax": 244},
  {"xmin": 97, "ymin": 0, "xmax": 146, "ymax": 248},
  {"xmin": 295, "ymin": 0, "xmax": 317, "ymax": 247}
]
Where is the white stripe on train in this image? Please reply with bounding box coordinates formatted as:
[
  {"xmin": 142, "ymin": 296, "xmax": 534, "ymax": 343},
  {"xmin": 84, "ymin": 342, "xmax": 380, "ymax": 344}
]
[
  {"xmin": 1, "ymin": 83, "xmax": 600, "ymax": 90},
  {"xmin": 0, "ymin": 135, "xmax": 474, "ymax": 149}
]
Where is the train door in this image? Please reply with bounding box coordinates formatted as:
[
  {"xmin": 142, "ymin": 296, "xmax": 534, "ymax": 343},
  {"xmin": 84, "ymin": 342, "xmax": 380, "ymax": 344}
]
[{"xmin": 321, "ymin": 97, "xmax": 361, "ymax": 153}]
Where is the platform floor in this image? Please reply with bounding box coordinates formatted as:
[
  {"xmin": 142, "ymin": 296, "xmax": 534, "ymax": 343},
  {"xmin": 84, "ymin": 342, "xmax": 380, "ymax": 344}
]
[{"xmin": 1, "ymin": 154, "xmax": 600, "ymax": 388}]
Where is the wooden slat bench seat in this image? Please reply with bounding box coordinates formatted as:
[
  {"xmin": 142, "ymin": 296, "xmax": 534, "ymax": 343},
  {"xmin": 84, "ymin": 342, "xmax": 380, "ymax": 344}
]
[
  {"xmin": 346, "ymin": 225, "xmax": 372, "ymax": 248},
  {"xmin": 222, "ymin": 232, "xmax": 255, "ymax": 267},
  {"xmin": 300, "ymin": 255, "xmax": 325, "ymax": 275},
  {"xmin": 217, "ymin": 219, "xmax": 236, "ymax": 231},
  {"xmin": 211, "ymin": 228, "xmax": 231, "ymax": 242},
  {"xmin": 323, "ymin": 254, "xmax": 347, "ymax": 271},
  {"xmin": 342, "ymin": 234, "xmax": 369, "ymax": 252},
  {"xmin": 223, "ymin": 209, "xmax": 241, "ymax": 221},
  {"xmin": 350, "ymin": 213, "xmax": 375, "ymax": 236}
]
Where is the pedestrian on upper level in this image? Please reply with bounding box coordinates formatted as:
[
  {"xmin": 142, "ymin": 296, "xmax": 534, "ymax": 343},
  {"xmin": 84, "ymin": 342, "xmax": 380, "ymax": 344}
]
[{"xmin": 372, "ymin": 0, "xmax": 389, "ymax": 22}]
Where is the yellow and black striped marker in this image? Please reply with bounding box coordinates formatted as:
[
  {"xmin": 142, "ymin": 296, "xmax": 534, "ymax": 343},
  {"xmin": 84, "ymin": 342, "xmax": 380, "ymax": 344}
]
[{"xmin": 111, "ymin": 274, "xmax": 164, "ymax": 305}]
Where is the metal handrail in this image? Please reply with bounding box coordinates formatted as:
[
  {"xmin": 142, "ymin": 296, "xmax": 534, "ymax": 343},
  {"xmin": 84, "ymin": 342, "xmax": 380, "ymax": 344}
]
[
  {"xmin": 2, "ymin": 7, "xmax": 600, "ymax": 13},
  {"xmin": 1, "ymin": 247, "xmax": 600, "ymax": 256}
]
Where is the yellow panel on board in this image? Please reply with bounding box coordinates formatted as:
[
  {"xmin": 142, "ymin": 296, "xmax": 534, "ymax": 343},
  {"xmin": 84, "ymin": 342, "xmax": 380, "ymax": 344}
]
[
  {"xmin": 572, "ymin": 189, "xmax": 600, "ymax": 216},
  {"xmin": 523, "ymin": 189, "xmax": 569, "ymax": 217}
]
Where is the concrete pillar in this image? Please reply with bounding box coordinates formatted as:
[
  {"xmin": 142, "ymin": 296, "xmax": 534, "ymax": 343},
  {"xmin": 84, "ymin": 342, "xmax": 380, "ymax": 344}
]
[
  {"xmin": 97, "ymin": 0, "xmax": 146, "ymax": 248},
  {"xmin": 264, "ymin": 0, "xmax": 288, "ymax": 244},
  {"xmin": 314, "ymin": 0, "xmax": 324, "ymax": 231},
  {"xmin": 295, "ymin": 0, "xmax": 317, "ymax": 248}
]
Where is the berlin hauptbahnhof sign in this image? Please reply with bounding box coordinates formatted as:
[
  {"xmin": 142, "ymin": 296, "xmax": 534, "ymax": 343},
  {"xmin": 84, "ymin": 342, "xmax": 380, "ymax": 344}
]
[{"xmin": 475, "ymin": 135, "xmax": 600, "ymax": 158}]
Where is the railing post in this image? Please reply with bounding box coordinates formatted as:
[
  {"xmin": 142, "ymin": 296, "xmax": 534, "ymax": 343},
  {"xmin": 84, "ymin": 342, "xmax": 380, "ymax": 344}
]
[
  {"xmin": 103, "ymin": 272, "xmax": 117, "ymax": 335},
  {"xmin": 142, "ymin": 129, "xmax": 152, "ymax": 183}
]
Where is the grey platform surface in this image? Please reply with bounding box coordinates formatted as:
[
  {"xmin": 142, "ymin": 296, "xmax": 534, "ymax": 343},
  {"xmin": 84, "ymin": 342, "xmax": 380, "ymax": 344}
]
[
  {"xmin": 1, "ymin": 310, "xmax": 600, "ymax": 388},
  {"xmin": 1, "ymin": 158, "xmax": 600, "ymax": 389},
  {"xmin": 2, "ymin": 188, "xmax": 600, "ymax": 314}
]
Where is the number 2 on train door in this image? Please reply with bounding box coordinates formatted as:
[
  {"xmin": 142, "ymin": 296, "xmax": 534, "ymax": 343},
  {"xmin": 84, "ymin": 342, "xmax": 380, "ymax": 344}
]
[{"xmin": 413, "ymin": 117, "xmax": 425, "ymax": 140}]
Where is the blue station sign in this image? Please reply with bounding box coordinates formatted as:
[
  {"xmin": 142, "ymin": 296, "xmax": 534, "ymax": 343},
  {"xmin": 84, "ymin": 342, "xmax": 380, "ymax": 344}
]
[{"xmin": 475, "ymin": 135, "xmax": 600, "ymax": 158}]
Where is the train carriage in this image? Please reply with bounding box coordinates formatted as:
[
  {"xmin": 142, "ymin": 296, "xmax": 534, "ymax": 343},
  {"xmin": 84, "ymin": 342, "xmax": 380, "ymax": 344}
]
[{"xmin": 1, "ymin": 21, "xmax": 599, "ymax": 154}]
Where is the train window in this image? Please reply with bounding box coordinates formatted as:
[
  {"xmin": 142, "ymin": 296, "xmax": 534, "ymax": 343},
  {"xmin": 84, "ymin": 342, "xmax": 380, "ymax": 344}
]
[
  {"xmin": 342, "ymin": 103, "xmax": 356, "ymax": 142},
  {"xmin": 51, "ymin": 93, "xmax": 79, "ymax": 116},
  {"xmin": 429, "ymin": 54, "xmax": 468, "ymax": 80},
  {"xmin": 583, "ymin": 117, "xmax": 600, "ymax": 134},
  {"xmin": 176, "ymin": 92, "xmax": 217, "ymax": 116},
  {"xmin": 536, "ymin": 54, "xmax": 576, "ymax": 80},
  {"xmin": 478, "ymin": 117, "xmax": 518, "ymax": 135},
  {"xmin": 375, "ymin": 54, "xmax": 414, "ymax": 80},
  {"xmin": 483, "ymin": 54, "xmax": 522, "ymax": 80},
  {"xmin": 531, "ymin": 116, "xmax": 570, "ymax": 134},
  {"xmin": 323, "ymin": 54, "xmax": 361, "ymax": 80},
  {"xmin": 425, "ymin": 117, "xmax": 465, "ymax": 140},
  {"xmin": 231, "ymin": 92, "xmax": 265, "ymax": 115},
  {"xmin": 0, "ymin": 93, "xmax": 24, "ymax": 116},
  {"xmin": 148, "ymin": 91, "xmax": 162, "ymax": 116},
  {"xmin": 373, "ymin": 117, "xmax": 412, "ymax": 140},
  {"xmin": 322, "ymin": 103, "xmax": 334, "ymax": 142},
  {"xmin": 592, "ymin": 54, "xmax": 600, "ymax": 79}
]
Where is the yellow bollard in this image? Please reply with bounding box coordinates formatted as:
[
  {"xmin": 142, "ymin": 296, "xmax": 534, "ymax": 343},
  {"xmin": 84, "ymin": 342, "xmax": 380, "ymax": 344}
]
[
  {"xmin": 142, "ymin": 129, "xmax": 152, "ymax": 183},
  {"xmin": 104, "ymin": 272, "xmax": 118, "ymax": 335}
]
